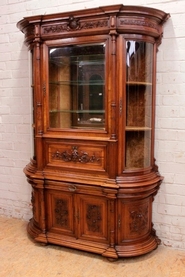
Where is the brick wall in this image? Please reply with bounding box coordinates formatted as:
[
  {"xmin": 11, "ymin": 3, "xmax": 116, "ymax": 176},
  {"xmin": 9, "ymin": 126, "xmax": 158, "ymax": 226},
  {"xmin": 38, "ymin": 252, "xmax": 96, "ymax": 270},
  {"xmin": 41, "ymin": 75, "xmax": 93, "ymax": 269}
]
[{"xmin": 0, "ymin": 0, "xmax": 185, "ymax": 249}]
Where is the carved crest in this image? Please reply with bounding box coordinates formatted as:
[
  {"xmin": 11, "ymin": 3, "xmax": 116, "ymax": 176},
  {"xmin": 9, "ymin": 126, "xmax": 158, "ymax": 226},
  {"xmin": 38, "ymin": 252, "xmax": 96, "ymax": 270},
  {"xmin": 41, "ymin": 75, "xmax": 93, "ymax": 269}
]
[{"xmin": 68, "ymin": 16, "xmax": 80, "ymax": 30}]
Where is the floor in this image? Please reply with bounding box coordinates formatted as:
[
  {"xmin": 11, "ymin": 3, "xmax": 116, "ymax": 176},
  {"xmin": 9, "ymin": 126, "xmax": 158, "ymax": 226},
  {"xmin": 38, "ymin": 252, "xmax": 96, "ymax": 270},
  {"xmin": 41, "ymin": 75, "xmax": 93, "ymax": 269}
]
[{"xmin": 0, "ymin": 216, "xmax": 185, "ymax": 277}]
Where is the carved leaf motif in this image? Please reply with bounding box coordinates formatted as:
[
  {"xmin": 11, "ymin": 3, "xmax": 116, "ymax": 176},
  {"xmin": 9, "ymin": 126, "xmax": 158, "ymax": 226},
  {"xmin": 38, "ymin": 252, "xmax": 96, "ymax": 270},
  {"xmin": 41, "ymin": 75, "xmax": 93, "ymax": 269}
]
[
  {"xmin": 43, "ymin": 20, "xmax": 108, "ymax": 34},
  {"xmin": 86, "ymin": 205, "xmax": 102, "ymax": 232},
  {"xmin": 43, "ymin": 24, "xmax": 68, "ymax": 34},
  {"xmin": 52, "ymin": 146, "xmax": 100, "ymax": 164},
  {"xmin": 120, "ymin": 19, "xmax": 159, "ymax": 31},
  {"xmin": 129, "ymin": 205, "xmax": 148, "ymax": 234},
  {"xmin": 81, "ymin": 20, "xmax": 108, "ymax": 29},
  {"xmin": 55, "ymin": 199, "xmax": 69, "ymax": 227}
]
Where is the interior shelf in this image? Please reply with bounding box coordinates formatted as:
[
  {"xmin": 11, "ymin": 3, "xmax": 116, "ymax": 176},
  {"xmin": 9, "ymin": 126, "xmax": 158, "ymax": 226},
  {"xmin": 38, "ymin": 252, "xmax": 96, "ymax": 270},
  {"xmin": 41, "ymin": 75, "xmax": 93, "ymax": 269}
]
[
  {"xmin": 49, "ymin": 110, "xmax": 105, "ymax": 114},
  {"xmin": 125, "ymin": 126, "xmax": 151, "ymax": 131},
  {"xmin": 49, "ymin": 81, "xmax": 105, "ymax": 86},
  {"xmin": 126, "ymin": 81, "xmax": 152, "ymax": 86}
]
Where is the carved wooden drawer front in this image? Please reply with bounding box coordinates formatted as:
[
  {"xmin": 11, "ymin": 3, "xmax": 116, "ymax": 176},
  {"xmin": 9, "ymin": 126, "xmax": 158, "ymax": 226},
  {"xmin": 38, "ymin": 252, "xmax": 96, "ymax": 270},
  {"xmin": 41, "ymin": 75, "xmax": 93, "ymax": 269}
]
[{"xmin": 45, "ymin": 140, "xmax": 107, "ymax": 172}]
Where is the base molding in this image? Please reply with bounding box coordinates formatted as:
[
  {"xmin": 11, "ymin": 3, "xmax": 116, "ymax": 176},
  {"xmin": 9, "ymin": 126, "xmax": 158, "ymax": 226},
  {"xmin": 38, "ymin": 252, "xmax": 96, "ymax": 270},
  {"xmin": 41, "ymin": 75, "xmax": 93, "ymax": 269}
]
[{"xmin": 27, "ymin": 217, "xmax": 160, "ymax": 259}]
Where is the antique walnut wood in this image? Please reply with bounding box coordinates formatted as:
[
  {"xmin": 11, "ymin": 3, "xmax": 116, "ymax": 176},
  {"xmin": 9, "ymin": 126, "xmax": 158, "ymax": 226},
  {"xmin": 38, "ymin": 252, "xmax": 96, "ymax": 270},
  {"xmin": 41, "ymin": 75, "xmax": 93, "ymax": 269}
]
[{"xmin": 17, "ymin": 5, "xmax": 169, "ymax": 259}]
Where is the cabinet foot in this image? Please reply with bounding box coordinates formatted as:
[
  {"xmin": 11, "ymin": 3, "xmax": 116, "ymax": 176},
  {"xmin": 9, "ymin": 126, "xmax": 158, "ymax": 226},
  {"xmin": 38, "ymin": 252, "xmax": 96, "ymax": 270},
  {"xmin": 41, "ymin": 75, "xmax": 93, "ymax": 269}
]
[
  {"xmin": 27, "ymin": 219, "xmax": 48, "ymax": 244},
  {"xmin": 40, "ymin": 242, "xmax": 48, "ymax": 246},
  {"xmin": 102, "ymin": 247, "xmax": 118, "ymax": 260},
  {"xmin": 107, "ymin": 257, "xmax": 119, "ymax": 262}
]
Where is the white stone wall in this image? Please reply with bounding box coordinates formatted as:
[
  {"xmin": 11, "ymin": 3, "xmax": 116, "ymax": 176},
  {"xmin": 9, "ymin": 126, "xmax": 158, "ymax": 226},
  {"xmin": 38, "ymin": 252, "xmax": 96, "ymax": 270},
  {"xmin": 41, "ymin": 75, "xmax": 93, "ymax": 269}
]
[{"xmin": 0, "ymin": 0, "xmax": 185, "ymax": 249}]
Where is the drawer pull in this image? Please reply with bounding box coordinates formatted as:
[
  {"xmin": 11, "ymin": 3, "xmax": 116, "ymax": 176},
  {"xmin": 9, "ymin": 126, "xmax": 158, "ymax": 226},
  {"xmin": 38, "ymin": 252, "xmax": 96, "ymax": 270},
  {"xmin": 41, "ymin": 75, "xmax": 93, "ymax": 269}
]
[{"xmin": 68, "ymin": 185, "xmax": 76, "ymax": 192}]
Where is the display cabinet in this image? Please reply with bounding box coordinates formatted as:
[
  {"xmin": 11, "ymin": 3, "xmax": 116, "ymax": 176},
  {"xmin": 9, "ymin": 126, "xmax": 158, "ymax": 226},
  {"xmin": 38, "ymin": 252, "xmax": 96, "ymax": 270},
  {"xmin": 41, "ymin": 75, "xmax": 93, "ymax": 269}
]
[{"xmin": 17, "ymin": 4, "xmax": 169, "ymax": 259}]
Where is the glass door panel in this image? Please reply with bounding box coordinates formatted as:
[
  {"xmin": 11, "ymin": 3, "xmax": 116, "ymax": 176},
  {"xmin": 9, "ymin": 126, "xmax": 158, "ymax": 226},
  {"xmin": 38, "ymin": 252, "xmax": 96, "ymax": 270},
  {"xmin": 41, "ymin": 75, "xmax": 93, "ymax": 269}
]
[
  {"xmin": 49, "ymin": 44, "xmax": 105, "ymax": 129},
  {"xmin": 125, "ymin": 41, "xmax": 153, "ymax": 169}
]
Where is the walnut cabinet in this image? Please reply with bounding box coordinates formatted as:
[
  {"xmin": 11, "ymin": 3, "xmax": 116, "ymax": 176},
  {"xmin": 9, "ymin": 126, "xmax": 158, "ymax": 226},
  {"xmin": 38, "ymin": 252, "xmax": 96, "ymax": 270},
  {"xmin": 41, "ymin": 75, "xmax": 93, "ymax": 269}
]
[{"xmin": 17, "ymin": 5, "xmax": 169, "ymax": 259}]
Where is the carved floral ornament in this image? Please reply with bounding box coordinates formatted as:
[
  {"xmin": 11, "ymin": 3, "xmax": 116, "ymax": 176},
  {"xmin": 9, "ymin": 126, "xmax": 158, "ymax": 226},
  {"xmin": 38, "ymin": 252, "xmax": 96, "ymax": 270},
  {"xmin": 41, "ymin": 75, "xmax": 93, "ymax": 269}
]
[
  {"xmin": 129, "ymin": 205, "xmax": 148, "ymax": 234},
  {"xmin": 43, "ymin": 16, "xmax": 108, "ymax": 34},
  {"xmin": 42, "ymin": 15, "xmax": 160, "ymax": 35},
  {"xmin": 52, "ymin": 146, "xmax": 100, "ymax": 164},
  {"xmin": 119, "ymin": 18, "xmax": 159, "ymax": 32}
]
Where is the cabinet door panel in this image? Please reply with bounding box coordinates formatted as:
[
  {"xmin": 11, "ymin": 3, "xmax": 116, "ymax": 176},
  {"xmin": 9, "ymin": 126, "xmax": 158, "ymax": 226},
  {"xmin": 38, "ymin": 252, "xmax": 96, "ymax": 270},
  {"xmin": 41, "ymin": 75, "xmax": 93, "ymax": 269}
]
[
  {"xmin": 78, "ymin": 194, "xmax": 108, "ymax": 243},
  {"xmin": 46, "ymin": 190, "xmax": 76, "ymax": 237},
  {"xmin": 117, "ymin": 198, "xmax": 152, "ymax": 243}
]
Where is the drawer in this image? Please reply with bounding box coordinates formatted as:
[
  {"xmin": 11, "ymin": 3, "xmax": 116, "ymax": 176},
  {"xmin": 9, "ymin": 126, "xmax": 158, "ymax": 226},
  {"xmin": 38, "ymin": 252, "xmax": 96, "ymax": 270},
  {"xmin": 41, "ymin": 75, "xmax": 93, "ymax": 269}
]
[{"xmin": 44, "ymin": 140, "xmax": 107, "ymax": 173}]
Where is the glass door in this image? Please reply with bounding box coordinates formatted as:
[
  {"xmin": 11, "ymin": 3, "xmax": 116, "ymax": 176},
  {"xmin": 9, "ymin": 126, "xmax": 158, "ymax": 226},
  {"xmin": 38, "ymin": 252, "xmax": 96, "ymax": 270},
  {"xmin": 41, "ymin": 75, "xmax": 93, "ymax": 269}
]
[
  {"xmin": 125, "ymin": 41, "xmax": 153, "ymax": 169},
  {"xmin": 48, "ymin": 43, "xmax": 105, "ymax": 130}
]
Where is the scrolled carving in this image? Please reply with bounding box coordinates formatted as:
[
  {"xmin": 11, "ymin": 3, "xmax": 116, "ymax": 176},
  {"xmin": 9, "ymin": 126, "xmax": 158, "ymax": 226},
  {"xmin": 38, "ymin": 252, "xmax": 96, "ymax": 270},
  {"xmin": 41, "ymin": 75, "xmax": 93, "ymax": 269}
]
[
  {"xmin": 129, "ymin": 205, "xmax": 148, "ymax": 234},
  {"xmin": 42, "ymin": 19, "xmax": 108, "ymax": 34},
  {"xmin": 52, "ymin": 146, "xmax": 100, "ymax": 164},
  {"xmin": 120, "ymin": 19, "xmax": 159, "ymax": 32},
  {"xmin": 55, "ymin": 199, "xmax": 69, "ymax": 227},
  {"xmin": 86, "ymin": 205, "xmax": 102, "ymax": 232},
  {"xmin": 81, "ymin": 20, "xmax": 108, "ymax": 29},
  {"xmin": 43, "ymin": 24, "xmax": 67, "ymax": 34}
]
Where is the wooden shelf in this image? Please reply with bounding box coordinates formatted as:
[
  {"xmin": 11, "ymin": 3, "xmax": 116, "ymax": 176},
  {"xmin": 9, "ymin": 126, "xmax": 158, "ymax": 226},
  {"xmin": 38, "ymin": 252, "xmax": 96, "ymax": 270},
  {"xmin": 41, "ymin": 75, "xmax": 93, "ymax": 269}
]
[
  {"xmin": 49, "ymin": 81, "xmax": 105, "ymax": 86},
  {"xmin": 126, "ymin": 126, "xmax": 151, "ymax": 131},
  {"xmin": 126, "ymin": 81, "xmax": 152, "ymax": 86}
]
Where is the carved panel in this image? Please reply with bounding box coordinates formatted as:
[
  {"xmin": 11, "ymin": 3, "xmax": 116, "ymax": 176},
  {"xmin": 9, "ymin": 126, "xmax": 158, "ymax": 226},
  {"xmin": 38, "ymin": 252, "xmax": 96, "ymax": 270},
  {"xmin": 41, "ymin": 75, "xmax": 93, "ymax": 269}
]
[
  {"xmin": 118, "ymin": 199, "xmax": 151, "ymax": 243},
  {"xmin": 45, "ymin": 141, "xmax": 107, "ymax": 172},
  {"xmin": 52, "ymin": 146, "xmax": 100, "ymax": 164},
  {"xmin": 42, "ymin": 19, "xmax": 108, "ymax": 35},
  {"xmin": 86, "ymin": 204, "xmax": 102, "ymax": 232},
  {"xmin": 55, "ymin": 199, "xmax": 69, "ymax": 227},
  {"xmin": 81, "ymin": 20, "xmax": 108, "ymax": 29},
  {"xmin": 46, "ymin": 189, "xmax": 75, "ymax": 236},
  {"xmin": 77, "ymin": 194, "xmax": 108, "ymax": 242},
  {"xmin": 129, "ymin": 205, "xmax": 148, "ymax": 234},
  {"xmin": 118, "ymin": 17, "xmax": 159, "ymax": 32}
]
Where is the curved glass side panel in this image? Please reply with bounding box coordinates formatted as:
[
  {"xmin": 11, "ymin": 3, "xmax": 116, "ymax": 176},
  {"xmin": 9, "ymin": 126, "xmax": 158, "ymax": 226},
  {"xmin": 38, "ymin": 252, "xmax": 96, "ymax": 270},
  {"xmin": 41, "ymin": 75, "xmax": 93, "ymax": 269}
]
[
  {"xmin": 49, "ymin": 44, "xmax": 105, "ymax": 129},
  {"xmin": 125, "ymin": 41, "xmax": 153, "ymax": 169}
]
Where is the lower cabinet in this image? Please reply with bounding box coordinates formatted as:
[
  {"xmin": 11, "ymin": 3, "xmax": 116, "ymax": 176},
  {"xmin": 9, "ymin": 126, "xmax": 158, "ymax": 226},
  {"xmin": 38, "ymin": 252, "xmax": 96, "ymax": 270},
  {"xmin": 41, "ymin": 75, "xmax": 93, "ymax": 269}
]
[
  {"xmin": 27, "ymin": 179, "xmax": 160, "ymax": 259},
  {"xmin": 45, "ymin": 184, "xmax": 110, "ymax": 252},
  {"xmin": 116, "ymin": 197, "xmax": 158, "ymax": 257}
]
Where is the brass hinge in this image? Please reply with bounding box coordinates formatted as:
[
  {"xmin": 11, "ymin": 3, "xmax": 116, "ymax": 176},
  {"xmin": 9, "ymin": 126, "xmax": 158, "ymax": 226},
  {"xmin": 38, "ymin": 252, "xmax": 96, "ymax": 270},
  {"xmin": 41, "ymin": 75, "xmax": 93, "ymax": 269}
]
[
  {"xmin": 118, "ymin": 215, "xmax": 121, "ymax": 229},
  {"xmin": 76, "ymin": 209, "xmax": 80, "ymax": 224},
  {"xmin": 43, "ymin": 82, "xmax": 46, "ymax": 96},
  {"xmin": 119, "ymin": 99, "xmax": 122, "ymax": 116}
]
